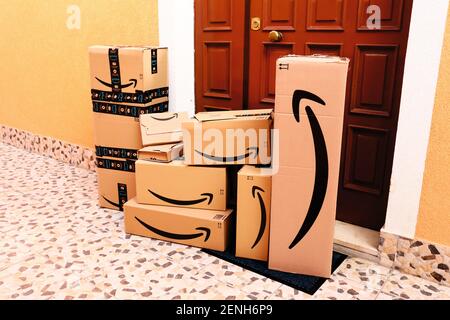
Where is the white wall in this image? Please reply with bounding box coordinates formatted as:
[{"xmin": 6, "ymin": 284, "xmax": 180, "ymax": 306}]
[
  {"xmin": 384, "ymin": 0, "xmax": 449, "ymax": 238},
  {"xmin": 158, "ymin": 0, "xmax": 195, "ymax": 116},
  {"xmin": 158, "ymin": 0, "xmax": 450, "ymax": 239}
]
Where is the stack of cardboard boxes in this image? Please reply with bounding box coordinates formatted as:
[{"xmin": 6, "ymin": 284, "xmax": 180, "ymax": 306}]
[
  {"xmin": 89, "ymin": 46, "xmax": 169, "ymax": 211},
  {"xmin": 89, "ymin": 46, "xmax": 351, "ymax": 277},
  {"xmin": 124, "ymin": 109, "xmax": 273, "ymax": 252}
]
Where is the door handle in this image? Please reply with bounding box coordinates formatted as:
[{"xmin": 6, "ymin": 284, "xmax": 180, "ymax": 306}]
[{"xmin": 268, "ymin": 31, "xmax": 283, "ymax": 42}]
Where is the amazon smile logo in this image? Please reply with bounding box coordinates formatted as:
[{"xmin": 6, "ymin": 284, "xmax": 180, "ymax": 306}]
[
  {"xmin": 95, "ymin": 77, "xmax": 138, "ymax": 90},
  {"xmin": 195, "ymin": 147, "xmax": 259, "ymax": 163},
  {"xmin": 148, "ymin": 189, "xmax": 213, "ymax": 206},
  {"xmin": 289, "ymin": 90, "xmax": 329, "ymax": 250},
  {"xmin": 150, "ymin": 113, "xmax": 179, "ymax": 121},
  {"xmin": 251, "ymin": 186, "xmax": 267, "ymax": 249},
  {"xmin": 135, "ymin": 217, "xmax": 211, "ymax": 242}
]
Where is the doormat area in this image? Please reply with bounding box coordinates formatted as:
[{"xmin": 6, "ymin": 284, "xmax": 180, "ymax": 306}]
[{"xmin": 202, "ymin": 246, "xmax": 347, "ymax": 296}]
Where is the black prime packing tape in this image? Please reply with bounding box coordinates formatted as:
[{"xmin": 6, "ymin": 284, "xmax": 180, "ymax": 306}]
[{"xmin": 92, "ymin": 101, "xmax": 169, "ymax": 118}]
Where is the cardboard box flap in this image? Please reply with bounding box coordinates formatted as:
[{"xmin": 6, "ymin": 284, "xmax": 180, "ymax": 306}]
[
  {"xmin": 194, "ymin": 109, "xmax": 273, "ymax": 122},
  {"xmin": 89, "ymin": 45, "xmax": 168, "ymax": 52},
  {"xmin": 278, "ymin": 54, "xmax": 350, "ymax": 65},
  {"xmin": 139, "ymin": 143, "xmax": 183, "ymax": 153},
  {"xmin": 140, "ymin": 112, "xmax": 188, "ymax": 136},
  {"xmin": 126, "ymin": 198, "xmax": 233, "ymax": 220}
]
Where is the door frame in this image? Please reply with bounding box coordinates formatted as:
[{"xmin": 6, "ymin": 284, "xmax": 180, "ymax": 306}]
[{"xmin": 158, "ymin": 0, "xmax": 450, "ymax": 240}]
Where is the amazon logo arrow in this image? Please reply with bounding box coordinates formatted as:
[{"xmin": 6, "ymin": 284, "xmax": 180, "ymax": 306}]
[
  {"xmin": 251, "ymin": 186, "xmax": 267, "ymax": 249},
  {"xmin": 95, "ymin": 77, "xmax": 138, "ymax": 90},
  {"xmin": 289, "ymin": 90, "xmax": 329, "ymax": 250},
  {"xmin": 148, "ymin": 189, "xmax": 213, "ymax": 206},
  {"xmin": 195, "ymin": 147, "xmax": 259, "ymax": 163},
  {"xmin": 102, "ymin": 196, "xmax": 124, "ymax": 211},
  {"xmin": 135, "ymin": 217, "xmax": 211, "ymax": 242},
  {"xmin": 150, "ymin": 113, "xmax": 178, "ymax": 121}
]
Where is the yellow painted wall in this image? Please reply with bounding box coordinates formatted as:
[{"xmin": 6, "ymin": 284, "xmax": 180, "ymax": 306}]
[
  {"xmin": 0, "ymin": 0, "xmax": 159, "ymax": 148},
  {"xmin": 416, "ymin": 8, "xmax": 450, "ymax": 247}
]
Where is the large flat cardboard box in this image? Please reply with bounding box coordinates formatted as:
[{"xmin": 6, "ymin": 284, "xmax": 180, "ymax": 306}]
[
  {"xmin": 89, "ymin": 46, "xmax": 168, "ymax": 106},
  {"xmin": 236, "ymin": 166, "xmax": 272, "ymax": 261},
  {"xmin": 269, "ymin": 55, "xmax": 349, "ymax": 278},
  {"xmin": 97, "ymin": 166, "xmax": 136, "ymax": 211},
  {"xmin": 137, "ymin": 143, "xmax": 183, "ymax": 163},
  {"xmin": 140, "ymin": 112, "xmax": 189, "ymax": 146},
  {"xmin": 135, "ymin": 160, "xmax": 228, "ymax": 210},
  {"xmin": 182, "ymin": 109, "xmax": 273, "ymax": 166},
  {"xmin": 124, "ymin": 198, "xmax": 233, "ymax": 251}
]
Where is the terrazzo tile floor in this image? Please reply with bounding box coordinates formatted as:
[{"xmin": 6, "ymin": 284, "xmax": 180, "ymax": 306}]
[{"xmin": 0, "ymin": 142, "xmax": 449, "ymax": 300}]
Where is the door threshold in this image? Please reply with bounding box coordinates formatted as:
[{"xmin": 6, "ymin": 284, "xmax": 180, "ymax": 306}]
[{"xmin": 333, "ymin": 220, "xmax": 380, "ymax": 262}]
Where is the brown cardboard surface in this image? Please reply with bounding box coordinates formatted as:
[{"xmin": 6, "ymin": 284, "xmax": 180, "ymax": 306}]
[
  {"xmin": 195, "ymin": 109, "xmax": 272, "ymax": 122},
  {"xmin": 269, "ymin": 55, "xmax": 349, "ymax": 277},
  {"xmin": 236, "ymin": 166, "xmax": 272, "ymax": 261},
  {"xmin": 182, "ymin": 109, "xmax": 273, "ymax": 166},
  {"xmin": 135, "ymin": 160, "xmax": 228, "ymax": 210},
  {"xmin": 89, "ymin": 46, "xmax": 168, "ymax": 105},
  {"xmin": 137, "ymin": 143, "xmax": 183, "ymax": 163},
  {"xmin": 139, "ymin": 112, "xmax": 189, "ymax": 146},
  {"xmin": 275, "ymin": 55, "xmax": 349, "ymax": 118},
  {"xmin": 97, "ymin": 167, "xmax": 136, "ymax": 211},
  {"xmin": 124, "ymin": 198, "xmax": 233, "ymax": 251},
  {"xmin": 93, "ymin": 112, "xmax": 143, "ymax": 151},
  {"xmin": 274, "ymin": 113, "xmax": 343, "ymax": 170},
  {"xmin": 269, "ymin": 167, "xmax": 337, "ymax": 277}
]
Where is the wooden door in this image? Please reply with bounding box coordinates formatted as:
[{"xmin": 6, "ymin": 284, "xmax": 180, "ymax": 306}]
[
  {"xmin": 194, "ymin": 0, "xmax": 247, "ymax": 111},
  {"xmin": 195, "ymin": 0, "xmax": 413, "ymax": 231}
]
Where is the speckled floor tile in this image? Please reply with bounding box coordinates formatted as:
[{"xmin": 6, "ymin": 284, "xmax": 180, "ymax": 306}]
[
  {"xmin": 332, "ymin": 257, "xmax": 390, "ymax": 291},
  {"xmin": 198, "ymin": 258, "xmax": 283, "ymax": 297},
  {"xmin": 269, "ymin": 285, "xmax": 312, "ymax": 300},
  {"xmin": 313, "ymin": 275, "xmax": 379, "ymax": 300},
  {"xmin": 381, "ymin": 270, "xmax": 450, "ymax": 300},
  {"xmin": 375, "ymin": 292, "xmax": 404, "ymax": 300},
  {"xmin": 1, "ymin": 142, "xmax": 449, "ymax": 300}
]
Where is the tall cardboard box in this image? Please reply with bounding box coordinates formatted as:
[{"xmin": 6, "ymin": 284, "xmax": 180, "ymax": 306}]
[
  {"xmin": 182, "ymin": 109, "xmax": 273, "ymax": 166},
  {"xmin": 236, "ymin": 166, "xmax": 272, "ymax": 261},
  {"xmin": 89, "ymin": 46, "xmax": 169, "ymax": 211},
  {"xmin": 135, "ymin": 160, "xmax": 228, "ymax": 210},
  {"xmin": 124, "ymin": 198, "xmax": 233, "ymax": 251},
  {"xmin": 269, "ymin": 55, "xmax": 349, "ymax": 277}
]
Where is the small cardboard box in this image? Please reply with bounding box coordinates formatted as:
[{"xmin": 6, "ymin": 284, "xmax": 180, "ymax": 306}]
[
  {"xmin": 137, "ymin": 143, "xmax": 184, "ymax": 163},
  {"xmin": 269, "ymin": 55, "xmax": 349, "ymax": 278},
  {"xmin": 182, "ymin": 109, "xmax": 273, "ymax": 166},
  {"xmin": 136, "ymin": 160, "xmax": 228, "ymax": 210},
  {"xmin": 97, "ymin": 166, "xmax": 136, "ymax": 211},
  {"xmin": 139, "ymin": 112, "xmax": 189, "ymax": 146},
  {"xmin": 236, "ymin": 166, "xmax": 272, "ymax": 261},
  {"xmin": 89, "ymin": 46, "xmax": 168, "ymax": 105},
  {"xmin": 124, "ymin": 198, "xmax": 233, "ymax": 251}
]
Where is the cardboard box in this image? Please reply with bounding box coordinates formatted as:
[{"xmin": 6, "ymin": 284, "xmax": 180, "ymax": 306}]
[
  {"xmin": 124, "ymin": 198, "xmax": 233, "ymax": 251},
  {"xmin": 93, "ymin": 101, "xmax": 169, "ymax": 152},
  {"xmin": 236, "ymin": 166, "xmax": 272, "ymax": 261},
  {"xmin": 140, "ymin": 112, "xmax": 189, "ymax": 146},
  {"xmin": 135, "ymin": 160, "xmax": 228, "ymax": 210},
  {"xmin": 97, "ymin": 166, "xmax": 136, "ymax": 211},
  {"xmin": 182, "ymin": 109, "xmax": 273, "ymax": 166},
  {"xmin": 269, "ymin": 55, "xmax": 349, "ymax": 277},
  {"xmin": 138, "ymin": 143, "xmax": 183, "ymax": 163},
  {"xmin": 89, "ymin": 46, "xmax": 168, "ymax": 106}
]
